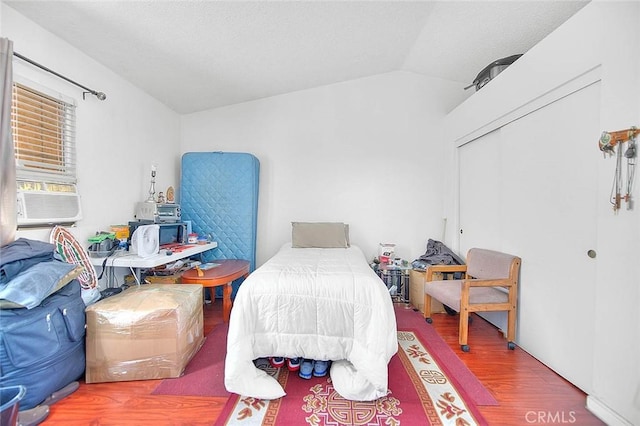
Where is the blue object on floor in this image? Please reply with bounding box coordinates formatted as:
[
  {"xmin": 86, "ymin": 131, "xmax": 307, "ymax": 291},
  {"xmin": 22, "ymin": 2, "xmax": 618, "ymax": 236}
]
[
  {"xmin": 299, "ymin": 359, "xmax": 314, "ymax": 379},
  {"xmin": 313, "ymin": 360, "xmax": 329, "ymax": 377},
  {"xmin": 0, "ymin": 280, "xmax": 85, "ymax": 410}
]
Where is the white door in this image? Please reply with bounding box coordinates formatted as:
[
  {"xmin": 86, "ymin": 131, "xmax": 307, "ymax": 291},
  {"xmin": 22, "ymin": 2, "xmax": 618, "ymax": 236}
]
[
  {"xmin": 458, "ymin": 81, "xmax": 600, "ymax": 392},
  {"xmin": 458, "ymin": 128, "xmax": 503, "ymax": 257}
]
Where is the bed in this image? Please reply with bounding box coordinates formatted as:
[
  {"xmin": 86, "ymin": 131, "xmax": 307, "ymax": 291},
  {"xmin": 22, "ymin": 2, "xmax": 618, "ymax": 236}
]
[{"xmin": 224, "ymin": 223, "xmax": 398, "ymax": 401}]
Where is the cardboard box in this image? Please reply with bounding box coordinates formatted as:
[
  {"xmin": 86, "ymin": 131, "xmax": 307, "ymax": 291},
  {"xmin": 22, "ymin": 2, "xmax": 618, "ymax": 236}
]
[
  {"xmin": 85, "ymin": 283, "xmax": 204, "ymax": 383},
  {"xmin": 409, "ymin": 269, "xmax": 446, "ymax": 314},
  {"xmin": 144, "ymin": 272, "xmax": 184, "ymax": 284}
]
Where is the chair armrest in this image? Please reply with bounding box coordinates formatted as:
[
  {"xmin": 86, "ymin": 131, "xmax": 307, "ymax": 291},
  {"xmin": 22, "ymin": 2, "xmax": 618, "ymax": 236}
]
[
  {"xmin": 425, "ymin": 264, "xmax": 467, "ymax": 281},
  {"xmin": 462, "ymin": 278, "xmax": 513, "ymax": 288}
]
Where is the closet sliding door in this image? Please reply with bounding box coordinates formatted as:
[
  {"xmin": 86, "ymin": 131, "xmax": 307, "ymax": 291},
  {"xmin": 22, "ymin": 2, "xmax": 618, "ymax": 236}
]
[
  {"xmin": 458, "ymin": 81, "xmax": 601, "ymax": 392},
  {"xmin": 459, "ymin": 128, "xmax": 503, "ymax": 255}
]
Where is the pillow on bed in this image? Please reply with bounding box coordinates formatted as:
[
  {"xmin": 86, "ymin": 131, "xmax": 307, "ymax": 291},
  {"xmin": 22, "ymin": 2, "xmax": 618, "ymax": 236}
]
[{"xmin": 292, "ymin": 222, "xmax": 350, "ymax": 248}]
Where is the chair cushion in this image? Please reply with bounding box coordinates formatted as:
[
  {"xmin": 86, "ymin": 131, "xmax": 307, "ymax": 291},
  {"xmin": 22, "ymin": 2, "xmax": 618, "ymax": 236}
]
[
  {"xmin": 424, "ymin": 280, "xmax": 509, "ymax": 312},
  {"xmin": 466, "ymin": 248, "xmax": 517, "ymax": 279}
]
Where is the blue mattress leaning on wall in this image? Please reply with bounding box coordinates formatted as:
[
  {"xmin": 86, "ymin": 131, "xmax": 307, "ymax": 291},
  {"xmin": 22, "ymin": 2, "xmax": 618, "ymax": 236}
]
[{"xmin": 180, "ymin": 152, "xmax": 260, "ymax": 298}]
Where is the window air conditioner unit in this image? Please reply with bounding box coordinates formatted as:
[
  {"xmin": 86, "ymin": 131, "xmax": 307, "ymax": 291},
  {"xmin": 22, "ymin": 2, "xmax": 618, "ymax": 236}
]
[{"xmin": 16, "ymin": 181, "xmax": 82, "ymax": 226}]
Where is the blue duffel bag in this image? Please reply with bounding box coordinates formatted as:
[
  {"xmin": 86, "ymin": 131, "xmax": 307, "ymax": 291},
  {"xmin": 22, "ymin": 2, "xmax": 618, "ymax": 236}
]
[{"xmin": 0, "ymin": 279, "xmax": 86, "ymax": 410}]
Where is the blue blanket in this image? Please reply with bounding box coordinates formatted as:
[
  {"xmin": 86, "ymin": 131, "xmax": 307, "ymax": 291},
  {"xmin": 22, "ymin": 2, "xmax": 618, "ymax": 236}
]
[
  {"xmin": 0, "ymin": 260, "xmax": 76, "ymax": 309},
  {"xmin": 0, "ymin": 238, "xmax": 55, "ymax": 284}
]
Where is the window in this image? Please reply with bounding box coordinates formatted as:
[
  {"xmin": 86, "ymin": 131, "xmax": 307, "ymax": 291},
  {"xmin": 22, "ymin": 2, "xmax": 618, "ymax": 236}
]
[
  {"xmin": 11, "ymin": 81, "xmax": 77, "ymax": 184},
  {"xmin": 12, "ymin": 80, "xmax": 82, "ymax": 226}
]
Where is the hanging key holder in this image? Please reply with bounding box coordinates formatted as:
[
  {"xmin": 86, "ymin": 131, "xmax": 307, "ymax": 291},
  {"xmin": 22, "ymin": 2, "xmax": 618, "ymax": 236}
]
[{"xmin": 598, "ymin": 126, "xmax": 639, "ymax": 212}]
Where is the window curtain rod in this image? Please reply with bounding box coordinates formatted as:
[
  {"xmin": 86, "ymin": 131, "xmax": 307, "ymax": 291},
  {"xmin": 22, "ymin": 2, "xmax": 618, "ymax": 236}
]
[{"xmin": 13, "ymin": 51, "xmax": 106, "ymax": 100}]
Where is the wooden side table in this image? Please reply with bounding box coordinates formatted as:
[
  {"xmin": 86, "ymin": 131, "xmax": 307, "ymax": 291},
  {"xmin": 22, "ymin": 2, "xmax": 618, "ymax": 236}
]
[{"xmin": 181, "ymin": 259, "xmax": 250, "ymax": 322}]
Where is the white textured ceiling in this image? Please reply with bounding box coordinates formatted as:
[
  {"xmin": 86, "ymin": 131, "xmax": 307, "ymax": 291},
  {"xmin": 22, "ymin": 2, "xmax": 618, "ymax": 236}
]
[{"xmin": 5, "ymin": 1, "xmax": 589, "ymax": 114}]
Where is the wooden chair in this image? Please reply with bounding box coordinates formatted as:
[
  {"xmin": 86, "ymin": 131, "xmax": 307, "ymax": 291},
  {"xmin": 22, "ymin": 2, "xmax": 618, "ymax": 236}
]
[{"xmin": 423, "ymin": 248, "xmax": 521, "ymax": 352}]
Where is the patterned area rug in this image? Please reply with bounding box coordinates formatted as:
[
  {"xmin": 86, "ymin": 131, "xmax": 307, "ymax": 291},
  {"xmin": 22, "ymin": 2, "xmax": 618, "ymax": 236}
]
[{"xmin": 215, "ymin": 327, "xmax": 489, "ymax": 425}]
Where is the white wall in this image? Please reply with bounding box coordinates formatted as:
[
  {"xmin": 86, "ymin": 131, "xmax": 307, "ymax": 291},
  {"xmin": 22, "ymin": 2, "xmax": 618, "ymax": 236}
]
[
  {"xmin": 3, "ymin": 5, "xmax": 181, "ymax": 265},
  {"xmin": 181, "ymin": 71, "xmax": 467, "ymax": 265},
  {"xmin": 445, "ymin": 2, "xmax": 640, "ymax": 424},
  {"xmin": 591, "ymin": 3, "xmax": 640, "ymax": 425}
]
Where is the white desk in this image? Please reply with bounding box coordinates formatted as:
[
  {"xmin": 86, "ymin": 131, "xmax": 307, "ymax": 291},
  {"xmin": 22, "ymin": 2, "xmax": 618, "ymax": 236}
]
[{"xmin": 90, "ymin": 242, "xmax": 217, "ymax": 282}]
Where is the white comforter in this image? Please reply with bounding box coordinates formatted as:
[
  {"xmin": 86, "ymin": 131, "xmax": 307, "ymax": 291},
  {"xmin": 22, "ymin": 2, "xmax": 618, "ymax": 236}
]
[{"xmin": 224, "ymin": 244, "xmax": 397, "ymax": 401}]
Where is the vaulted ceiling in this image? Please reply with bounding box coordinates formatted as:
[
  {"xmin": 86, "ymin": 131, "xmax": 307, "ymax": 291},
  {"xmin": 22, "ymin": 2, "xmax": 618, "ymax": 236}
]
[{"xmin": 6, "ymin": 1, "xmax": 589, "ymax": 114}]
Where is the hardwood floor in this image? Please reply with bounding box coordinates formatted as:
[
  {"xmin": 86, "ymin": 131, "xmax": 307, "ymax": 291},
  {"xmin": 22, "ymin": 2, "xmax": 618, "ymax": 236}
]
[{"xmin": 38, "ymin": 302, "xmax": 605, "ymax": 425}]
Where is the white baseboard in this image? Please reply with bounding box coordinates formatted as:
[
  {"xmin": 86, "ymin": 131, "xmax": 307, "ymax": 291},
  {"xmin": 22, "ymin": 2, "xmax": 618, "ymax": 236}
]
[{"xmin": 586, "ymin": 396, "xmax": 632, "ymax": 426}]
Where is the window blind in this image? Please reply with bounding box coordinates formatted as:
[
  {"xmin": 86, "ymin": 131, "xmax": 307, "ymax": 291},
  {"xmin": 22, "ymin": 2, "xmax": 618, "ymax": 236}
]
[{"xmin": 11, "ymin": 82, "xmax": 77, "ymax": 184}]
